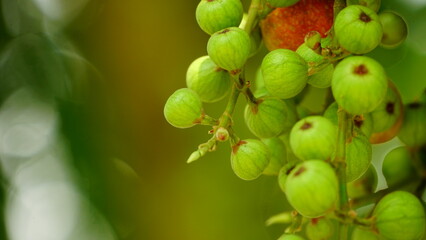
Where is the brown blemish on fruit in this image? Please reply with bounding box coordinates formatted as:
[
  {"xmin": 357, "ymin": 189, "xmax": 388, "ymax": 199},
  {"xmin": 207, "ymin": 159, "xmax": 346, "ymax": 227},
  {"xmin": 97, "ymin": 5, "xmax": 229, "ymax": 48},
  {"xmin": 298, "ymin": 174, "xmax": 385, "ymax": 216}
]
[
  {"xmin": 232, "ymin": 140, "xmax": 247, "ymax": 154},
  {"xmin": 311, "ymin": 218, "xmax": 320, "ymax": 225},
  {"xmin": 215, "ymin": 67, "xmax": 224, "ymax": 72},
  {"xmin": 360, "ymin": 12, "xmax": 371, "ymax": 23},
  {"xmin": 386, "ymin": 102, "xmax": 395, "ymax": 114},
  {"xmin": 300, "ymin": 122, "xmax": 312, "ymax": 130},
  {"xmin": 286, "ymin": 166, "xmax": 296, "ymax": 175},
  {"xmin": 354, "ymin": 64, "xmax": 368, "ymax": 75},
  {"xmin": 294, "ymin": 166, "xmax": 306, "ymax": 176},
  {"xmin": 207, "ymin": 0, "xmax": 215, "ymax": 2},
  {"xmin": 219, "ymin": 28, "xmax": 230, "ymax": 34},
  {"xmin": 409, "ymin": 102, "xmax": 421, "ymax": 109},
  {"xmin": 230, "ymin": 69, "xmax": 241, "ymax": 76},
  {"xmin": 353, "ymin": 115, "xmax": 364, "ymax": 128}
]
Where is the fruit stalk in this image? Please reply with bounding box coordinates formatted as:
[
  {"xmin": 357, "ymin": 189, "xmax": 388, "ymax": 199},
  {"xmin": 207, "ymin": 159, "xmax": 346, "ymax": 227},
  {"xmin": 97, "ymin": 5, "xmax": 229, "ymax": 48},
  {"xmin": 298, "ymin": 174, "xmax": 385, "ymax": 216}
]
[{"xmin": 334, "ymin": 106, "xmax": 350, "ymax": 239}]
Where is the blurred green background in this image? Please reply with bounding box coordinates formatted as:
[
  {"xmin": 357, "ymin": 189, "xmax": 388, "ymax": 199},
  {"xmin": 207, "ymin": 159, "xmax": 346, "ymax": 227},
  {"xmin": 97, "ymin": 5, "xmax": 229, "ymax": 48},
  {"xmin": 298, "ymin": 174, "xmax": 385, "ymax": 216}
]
[{"xmin": 0, "ymin": 0, "xmax": 425, "ymax": 240}]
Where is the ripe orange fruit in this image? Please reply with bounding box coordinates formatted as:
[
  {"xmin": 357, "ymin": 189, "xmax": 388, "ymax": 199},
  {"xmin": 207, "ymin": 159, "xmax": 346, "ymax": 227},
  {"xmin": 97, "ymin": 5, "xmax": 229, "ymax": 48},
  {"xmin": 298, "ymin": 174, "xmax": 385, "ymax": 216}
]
[{"xmin": 260, "ymin": 0, "xmax": 335, "ymax": 51}]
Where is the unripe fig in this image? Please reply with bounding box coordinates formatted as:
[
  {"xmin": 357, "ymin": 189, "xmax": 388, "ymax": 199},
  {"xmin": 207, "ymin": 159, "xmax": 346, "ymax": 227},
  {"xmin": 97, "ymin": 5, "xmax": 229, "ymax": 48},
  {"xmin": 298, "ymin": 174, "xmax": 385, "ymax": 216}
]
[
  {"xmin": 164, "ymin": 88, "xmax": 203, "ymax": 128},
  {"xmin": 344, "ymin": 129, "xmax": 372, "ymax": 182},
  {"xmin": 207, "ymin": 27, "xmax": 251, "ymax": 73},
  {"xmin": 351, "ymin": 227, "xmax": 379, "ymax": 240},
  {"xmin": 305, "ymin": 218, "xmax": 334, "ymax": 240},
  {"xmin": 262, "ymin": 137, "xmax": 287, "ymax": 175},
  {"xmin": 296, "ymin": 43, "xmax": 333, "ymax": 88},
  {"xmin": 285, "ymin": 160, "xmax": 338, "ymax": 217},
  {"xmin": 196, "ymin": 0, "xmax": 243, "ymax": 35},
  {"xmin": 323, "ymin": 102, "xmax": 374, "ymax": 138},
  {"xmin": 266, "ymin": 0, "xmax": 300, "ymax": 8},
  {"xmin": 253, "ymin": 67, "xmax": 270, "ymax": 98},
  {"xmin": 382, "ymin": 147, "xmax": 416, "ymax": 188},
  {"xmin": 245, "ymin": 97, "xmax": 295, "ymax": 138},
  {"xmin": 347, "ymin": 165, "xmax": 378, "ymax": 199},
  {"xmin": 379, "ymin": 11, "xmax": 408, "ymax": 48},
  {"xmin": 231, "ymin": 139, "xmax": 270, "ymax": 180},
  {"xmin": 186, "ymin": 56, "xmax": 232, "ymax": 103},
  {"xmin": 260, "ymin": 0, "xmax": 334, "ymax": 51},
  {"xmin": 278, "ymin": 234, "xmax": 305, "ymax": 240},
  {"xmin": 373, "ymin": 191, "xmax": 425, "ymax": 240},
  {"xmin": 290, "ymin": 116, "xmax": 337, "ymax": 161},
  {"xmin": 398, "ymin": 102, "xmax": 426, "ymax": 147},
  {"xmin": 346, "ymin": 0, "xmax": 381, "ymax": 12},
  {"xmin": 261, "ymin": 49, "xmax": 308, "ymax": 99},
  {"xmin": 370, "ymin": 80, "xmax": 403, "ymax": 133},
  {"xmin": 369, "ymin": 81, "xmax": 404, "ymax": 144},
  {"xmin": 332, "ymin": 56, "xmax": 387, "ymax": 115},
  {"xmin": 334, "ymin": 5, "xmax": 383, "ymax": 54}
]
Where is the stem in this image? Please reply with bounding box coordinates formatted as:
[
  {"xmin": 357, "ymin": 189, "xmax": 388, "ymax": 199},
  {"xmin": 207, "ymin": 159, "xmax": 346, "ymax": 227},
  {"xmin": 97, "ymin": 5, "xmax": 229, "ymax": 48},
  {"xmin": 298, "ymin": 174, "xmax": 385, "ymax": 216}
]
[
  {"xmin": 243, "ymin": 0, "xmax": 261, "ymax": 34},
  {"xmin": 334, "ymin": 106, "xmax": 350, "ymax": 240},
  {"xmin": 219, "ymin": 82, "xmax": 240, "ymax": 129},
  {"xmin": 333, "ymin": 0, "xmax": 346, "ymax": 20}
]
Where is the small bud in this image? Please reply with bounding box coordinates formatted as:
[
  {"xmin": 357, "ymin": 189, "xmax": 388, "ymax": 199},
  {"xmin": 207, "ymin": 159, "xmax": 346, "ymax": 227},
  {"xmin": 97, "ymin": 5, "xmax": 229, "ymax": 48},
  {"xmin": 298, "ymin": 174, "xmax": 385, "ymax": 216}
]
[
  {"xmin": 296, "ymin": 43, "xmax": 333, "ymax": 88},
  {"xmin": 304, "ymin": 31, "xmax": 322, "ymax": 51},
  {"xmin": 215, "ymin": 127, "xmax": 229, "ymax": 142}
]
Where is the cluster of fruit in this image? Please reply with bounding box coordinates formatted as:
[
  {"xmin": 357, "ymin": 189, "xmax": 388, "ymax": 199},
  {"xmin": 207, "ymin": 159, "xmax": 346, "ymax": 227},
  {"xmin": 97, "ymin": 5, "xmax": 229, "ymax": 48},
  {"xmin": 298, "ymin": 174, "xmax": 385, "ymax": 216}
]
[{"xmin": 164, "ymin": 0, "xmax": 426, "ymax": 239}]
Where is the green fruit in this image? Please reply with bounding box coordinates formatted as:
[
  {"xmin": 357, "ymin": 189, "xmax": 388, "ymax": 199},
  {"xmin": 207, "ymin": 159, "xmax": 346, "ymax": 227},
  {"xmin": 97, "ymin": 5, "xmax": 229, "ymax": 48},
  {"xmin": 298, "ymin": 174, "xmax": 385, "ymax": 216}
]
[
  {"xmin": 398, "ymin": 102, "xmax": 426, "ymax": 147},
  {"xmin": 196, "ymin": 0, "xmax": 243, "ymax": 35},
  {"xmin": 164, "ymin": 88, "xmax": 203, "ymax": 128},
  {"xmin": 346, "ymin": 0, "xmax": 381, "ymax": 12},
  {"xmin": 285, "ymin": 160, "xmax": 338, "ymax": 217},
  {"xmin": 231, "ymin": 139, "xmax": 270, "ymax": 180},
  {"xmin": 266, "ymin": 0, "xmax": 300, "ymax": 8},
  {"xmin": 332, "ymin": 56, "xmax": 387, "ymax": 115},
  {"xmin": 347, "ymin": 165, "xmax": 378, "ymax": 199},
  {"xmin": 186, "ymin": 56, "xmax": 232, "ymax": 103},
  {"xmin": 335, "ymin": 5, "xmax": 383, "ymax": 54},
  {"xmin": 379, "ymin": 11, "xmax": 408, "ymax": 48},
  {"xmin": 262, "ymin": 138, "xmax": 287, "ymax": 175},
  {"xmin": 305, "ymin": 218, "xmax": 334, "ymax": 240},
  {"xmin": 351, "ymin": 227, "xmax": 379, "ymax": 240},
  {"xmin": 382, "ymin": 147, "xmax": 416, "ymax": 188},
  {"xmin": 373, "ymin": 191, "xmax": 425, "ymax": 240},
  {"xmin": 261, "ymin": 49, "xmax": 308, "ymax": 99},
  {"xmin": 296, "ymin": 43, "xmax": 333, "ymax": 89},
  {"xmin": 345, "ymin": 129, "xmax": 372, "ymax": 182},
  {"xmin": 245, "ymin": 97, "xmax": 295, "ymax": 138},
  {"xmin": 324, "ymin": 102, "xmax": 374, "ymax": 138},
  {"xmin": 278, "ymin": 234, "xmax": 305, "ymax": 240},
  {"xmin": 370, "ymin": 80, "xmax": 403, "ymax": 133},
  {"xmin": 253, "ymin": 67, "xmax": 270, "ymax": 98},
  {"xmin": 290, "ymin": 116, "xmax": 337, "ymax": 161},
  {"xmin": 207, "ymin": 27, "xmax": 251, "ymax": 72}
]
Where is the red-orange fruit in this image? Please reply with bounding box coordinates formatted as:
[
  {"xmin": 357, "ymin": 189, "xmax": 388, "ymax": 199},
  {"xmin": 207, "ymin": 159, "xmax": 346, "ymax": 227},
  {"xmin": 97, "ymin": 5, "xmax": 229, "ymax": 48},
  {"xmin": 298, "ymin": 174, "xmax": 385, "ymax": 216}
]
[{"xmin": 260, "ymin": 0, "xmax": 334, "ymax": 51}]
